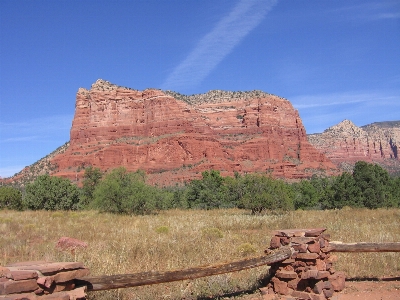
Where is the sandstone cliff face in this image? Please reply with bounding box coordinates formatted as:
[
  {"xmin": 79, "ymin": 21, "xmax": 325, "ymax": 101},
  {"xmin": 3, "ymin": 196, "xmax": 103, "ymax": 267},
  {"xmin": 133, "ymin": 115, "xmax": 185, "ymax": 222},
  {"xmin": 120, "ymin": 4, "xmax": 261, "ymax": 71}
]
[
  {"xmin": 308, "ymin": 120, "xmax": 400, "ymax": 173},
  {"xmin": 46, "ymin": 79, "xmax": 337, "ymax": 185}
]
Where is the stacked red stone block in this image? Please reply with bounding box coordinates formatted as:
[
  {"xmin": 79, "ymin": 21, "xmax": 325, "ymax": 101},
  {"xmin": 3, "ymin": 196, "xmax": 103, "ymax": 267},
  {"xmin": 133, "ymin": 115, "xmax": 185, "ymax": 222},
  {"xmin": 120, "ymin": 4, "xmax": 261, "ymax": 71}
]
[
  {"xmin": 0, "ymin": 261, "xmax": 88, "ymax": 300},
  {"xmin": 263, "ymin": 228, "xmax": 345, "ymax": 300}
]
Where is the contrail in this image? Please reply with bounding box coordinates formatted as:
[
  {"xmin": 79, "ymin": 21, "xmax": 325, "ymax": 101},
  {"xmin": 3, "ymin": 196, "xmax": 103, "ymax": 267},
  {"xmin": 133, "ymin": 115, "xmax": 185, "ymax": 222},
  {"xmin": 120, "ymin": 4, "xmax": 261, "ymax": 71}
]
[{"xmin": 161, "ymin": 0, "xmax": 278, "ymax": 92}]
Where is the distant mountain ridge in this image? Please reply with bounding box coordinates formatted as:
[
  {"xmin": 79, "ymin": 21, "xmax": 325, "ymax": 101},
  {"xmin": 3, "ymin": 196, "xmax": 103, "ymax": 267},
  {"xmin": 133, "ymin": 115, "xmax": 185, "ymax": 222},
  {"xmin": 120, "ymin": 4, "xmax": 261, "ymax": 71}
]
[
  {"xmin": 361, "ymin": 120, "xmax": 400, "ymax": 129},
  {"xmin": 308, "ymin": 119, "xmax": 399, "ymax": 173}
]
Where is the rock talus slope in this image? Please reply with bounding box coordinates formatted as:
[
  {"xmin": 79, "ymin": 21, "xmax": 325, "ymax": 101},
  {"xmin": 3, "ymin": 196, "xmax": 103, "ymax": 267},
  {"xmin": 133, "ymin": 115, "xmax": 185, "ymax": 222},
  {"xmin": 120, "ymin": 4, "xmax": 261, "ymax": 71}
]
[
  {"xmin": 47, "ymin": 79, "xmax": 337, "ymax": 184},
  {"xmin": 308, "ymin": 120, "xmax": 400, "ymax": 172}
]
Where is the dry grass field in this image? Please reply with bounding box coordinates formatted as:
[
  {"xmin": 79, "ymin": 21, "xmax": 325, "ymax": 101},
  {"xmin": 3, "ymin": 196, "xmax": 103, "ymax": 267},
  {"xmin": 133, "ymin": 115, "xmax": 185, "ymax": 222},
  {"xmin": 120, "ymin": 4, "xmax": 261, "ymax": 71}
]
[{"xmin": 1, "ymin": 208, "xmax": 399, "ymax": 299}]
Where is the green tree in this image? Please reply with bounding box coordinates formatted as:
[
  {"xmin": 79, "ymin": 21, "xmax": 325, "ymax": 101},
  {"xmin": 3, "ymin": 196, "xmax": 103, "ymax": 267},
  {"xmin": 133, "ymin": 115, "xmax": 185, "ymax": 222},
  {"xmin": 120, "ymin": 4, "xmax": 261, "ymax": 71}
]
[
  {"xmin": 330, "ymin": 172, "xmax": 362, "ymax": 209},
  {"xmin": 152, "ymin": 186, "xmax": 175, "ymax": 210},
  {"xmin": 310, "ymin": 176, "xmax": 335, "ymax": 209},
  {"xmin": 353, "ymin": 161, "xmax": 395, "ymax": 208},
  {"xmin": 80, "ymin": 166, "xmax": 103, "ymax": 208},
  {"xmin": 93, "ymin": 167, "xmax": 156, "ymax": 214},
  {"xmin": 239, "ymin": 174, "xmax": 294, "ymax": 213},
  {"xmin": 293, "ymin": 180, "xmax": 319, "ymax": 210},
  {"xmin": 223, "ymin": 174, "xmax": 245, "ymax": 208},
  {"xmin": 186, "ymin": 170, "xmax": 230, "ymax": 209},
  {"xmin": 24, "ymin": 175, "xmax": 80, "ymax": 210},
  {"xmin": 391, "ymin": 176, "xmax": 400, "ymax": 207},
  {"xmin": 0, "ymin": 186, "xmax": 23, "ymax": 210},
  {"xmin": 170, "ymin": 184, "xmax": 189, "ymax": 209}
]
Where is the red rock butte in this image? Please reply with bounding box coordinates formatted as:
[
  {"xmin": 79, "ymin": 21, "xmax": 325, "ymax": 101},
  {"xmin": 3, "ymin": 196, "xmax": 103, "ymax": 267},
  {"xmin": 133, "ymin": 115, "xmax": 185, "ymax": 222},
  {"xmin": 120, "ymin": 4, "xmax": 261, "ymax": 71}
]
[{"xmin": 49, "ymin": 79, "xmax": 337, "ymax": 185}]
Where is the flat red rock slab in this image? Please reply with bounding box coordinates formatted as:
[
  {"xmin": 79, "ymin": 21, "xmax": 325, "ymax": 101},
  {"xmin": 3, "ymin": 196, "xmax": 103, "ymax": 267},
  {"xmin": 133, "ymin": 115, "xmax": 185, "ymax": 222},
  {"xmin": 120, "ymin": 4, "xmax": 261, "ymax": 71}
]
[
  {"xmin": 291, "ymin": 237, "xmax": 317, "ymax": 244},
  {"xmin": 36, "ymin": 268, "xmax": 90, "ymax": 289},
  {"xmin": 292, "ymin": 290, "xmax": 313, "ymax": 299},
  {"xmin": 281, "ymin": 258, "xmax": 296, "ymax": 264},
  {"xmin": 0, "ymin": 279, "xmax": 39, "ymax": 295},
  {"xmin": 6, "ymin": 262, "xmax": 84, "ymax": 275},
  {"xmin": 292, "ymin": 243, "xmax": 308, "ymax": 253},
  {"xmin": 301, "ymin": 269, "xmax": 319, "ymax": 279},
  {"xmin": 296, "ymin": 253, "xmax": 320, "ymax": 260},
  {"xmin": 52, "ymin": 268, "xmax": 90, "ymax": 283},
  {"xmin": 276, "ymin": 270, "xmax": 298, "ymax": 279},
  {"xmin": 39, "ymin": 286, "xmax": 86, "ymax": 300},
  {"xmin": 305, "ymin": 229, "xmax": 327, "ymax": 237},
  {"xmin": 271, "ymin": 228, "xmax": 326, "ymax": 237},
  {"xmin": 316, "ymin": 271, "xmax": 331, "ymax": 280},
  {"xmin": 0, "ymin": 267, "xmax": 10, "ymax": 277},
  {"xmin": 0, "ymin": 292, "xmax": 37, "ymax": 299},
  {"xmin": 5, "ymin": 270, "xmax": 38, "ymax": 281}
]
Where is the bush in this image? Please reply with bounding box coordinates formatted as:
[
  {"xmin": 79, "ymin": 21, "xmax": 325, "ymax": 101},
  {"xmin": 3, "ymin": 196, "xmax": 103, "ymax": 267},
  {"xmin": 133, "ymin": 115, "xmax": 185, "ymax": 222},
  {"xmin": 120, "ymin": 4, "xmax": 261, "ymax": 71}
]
[
  {"xmin": 293, "ymin": 180, "xmax": 319, "ymax": 210},
  {"xmin": 155, "ymin": 226, "xmax": 169, "ymax": 234},
  {"xmin": 202, "ymin": 227, "xmax": 223, "ymax": 240},
  {"xmin": 0, "ymin": 186, "xmax": 23, "ymax": 210},
  {"xmin": 186, "ymin": 170, "xmax": 230, "ymax": 209},
  {"xmin": 238, "ymin": 174, "xmax": 294, "ymax": 213},
  {"xmin": 170, "ymin": 185, "xmax": 189, "ymax": 209},
  {"xmin": 24, "ymin": 175, "xmax": 80, "ymax": 210},
  {"xmin": 353, "ymin": 161, "xmax": 396, "ymax": 208},
  {"xmin": 79, "ymin": 166, "xmax": 103, "ymax": 208},
  {"xmin": 237, "ymin": 243, "xmax": 257, "ymax": 257},
  {"xmin": 92, "ymin": 167, "xmax": 156, "ymax": 214}
]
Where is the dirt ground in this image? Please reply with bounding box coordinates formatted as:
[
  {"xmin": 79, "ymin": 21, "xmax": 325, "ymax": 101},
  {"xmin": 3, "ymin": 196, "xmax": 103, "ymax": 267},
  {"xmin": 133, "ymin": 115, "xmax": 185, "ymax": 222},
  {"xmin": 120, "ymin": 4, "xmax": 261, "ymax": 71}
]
[
  {"xmin": 334, "ymin": 278, "xmax": 400, "ymax": 300},
  {"xmin": 240, "ymin": 278, "xmax": 400, "ymax": 300}
]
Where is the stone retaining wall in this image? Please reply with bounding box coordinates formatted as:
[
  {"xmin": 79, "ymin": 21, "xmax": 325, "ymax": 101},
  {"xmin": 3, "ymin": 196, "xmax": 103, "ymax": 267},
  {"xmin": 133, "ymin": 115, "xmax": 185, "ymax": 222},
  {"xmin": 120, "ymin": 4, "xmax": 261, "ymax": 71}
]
[{"xmin": 262, "ymin": 228, "xmax": 345, "ymax": 300}]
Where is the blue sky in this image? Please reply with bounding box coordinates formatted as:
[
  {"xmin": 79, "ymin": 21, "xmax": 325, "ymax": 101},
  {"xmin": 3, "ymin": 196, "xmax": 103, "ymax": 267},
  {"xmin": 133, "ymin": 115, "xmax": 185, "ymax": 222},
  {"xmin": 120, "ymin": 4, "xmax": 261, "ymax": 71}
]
[{"xmin": 0, "ymin": 0, "xmax": 399, "ymax": 178}]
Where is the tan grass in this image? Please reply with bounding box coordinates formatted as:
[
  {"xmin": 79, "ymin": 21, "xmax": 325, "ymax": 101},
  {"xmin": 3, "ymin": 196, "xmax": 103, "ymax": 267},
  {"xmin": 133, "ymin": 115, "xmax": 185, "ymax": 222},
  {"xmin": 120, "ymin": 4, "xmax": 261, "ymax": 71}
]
[{"xmin": 0, "ymin": 208, "xmax": 399, "ymax": 299}]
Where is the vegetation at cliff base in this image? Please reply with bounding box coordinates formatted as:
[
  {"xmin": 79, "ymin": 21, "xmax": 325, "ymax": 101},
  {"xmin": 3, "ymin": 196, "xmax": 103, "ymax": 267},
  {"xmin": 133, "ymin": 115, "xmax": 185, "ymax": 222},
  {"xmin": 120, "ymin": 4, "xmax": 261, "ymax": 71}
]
[
  {"xmin": 0, "ymin": 186, "xmax": 23, "ymax": 210},
  {"xmin": 92, "ymin": 167, "xmax": 158, "ymax": 214},
  {"xmin": 23, "ymin": 174, "xmax": 80, "ymax": 210},
  {"xmin": 1, "ymin": 161, "xmax": 399, "ymax": 214}
]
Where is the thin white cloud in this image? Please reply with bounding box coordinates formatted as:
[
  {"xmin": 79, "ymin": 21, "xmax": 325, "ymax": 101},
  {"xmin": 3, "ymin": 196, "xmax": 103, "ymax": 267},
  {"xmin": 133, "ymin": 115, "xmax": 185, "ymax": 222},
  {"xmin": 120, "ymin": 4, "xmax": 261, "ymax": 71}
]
[
  {"xmin": 0, "ymin": 114, "xmax": 72, "ymax": 141},
  {"xmin": 2, "ymin": 136, "xmax": 39, "ymax": 143},
  {"xmin": 0, "ymin": 114, "xmax": 72, "ymax": 178},
  {"xmin": 331, "ymin": 1, "xmax": 400, "ymax": 21},
  {"xmin": 291, "ymin": 90, "xmax": 400, "ymax": 134},
  {"xmin": 376, "ymin": 12, "xmax": 400, "ymax": 19},
  {"xmin": 291, "ymin": 92, "xmax": 397, "ymax": 109},
  {"xmin": 162, "ymin": 0, "xmax": 278, "ymax": 91}
]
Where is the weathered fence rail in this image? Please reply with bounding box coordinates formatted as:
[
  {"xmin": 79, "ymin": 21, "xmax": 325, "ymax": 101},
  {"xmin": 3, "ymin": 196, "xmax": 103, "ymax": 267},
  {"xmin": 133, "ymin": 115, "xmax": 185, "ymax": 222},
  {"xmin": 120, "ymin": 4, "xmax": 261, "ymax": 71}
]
[
  {"xmin": 75, "ymin": 242, "xmax": 400, "ymax": 292},
  {"xmin": 329, "ymin": 242, "xmax": 400, "ymax": 252},
  {"xmin": 76, "ymin": 246, "xmax": 293, "ymax": 291}
]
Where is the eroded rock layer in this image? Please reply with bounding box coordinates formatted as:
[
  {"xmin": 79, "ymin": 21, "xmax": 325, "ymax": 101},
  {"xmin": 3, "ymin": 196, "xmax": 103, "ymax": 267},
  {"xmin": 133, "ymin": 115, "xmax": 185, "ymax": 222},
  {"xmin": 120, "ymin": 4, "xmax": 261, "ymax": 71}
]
[
  {"xmin": 48, "ymin": 79, "xmax": 336, "ymax": 184},
  {"xmin": 308, "ymin": 120, "xmax": 400, "ymax": 173}
]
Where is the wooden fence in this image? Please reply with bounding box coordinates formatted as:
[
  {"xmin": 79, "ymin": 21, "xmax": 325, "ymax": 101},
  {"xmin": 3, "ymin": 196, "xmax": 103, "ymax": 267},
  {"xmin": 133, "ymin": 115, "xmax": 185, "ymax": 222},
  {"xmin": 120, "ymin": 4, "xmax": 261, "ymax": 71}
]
[
  {"xmin": 1, "ymin": 229, "xmax": 400, "ymax": 299},
  {"xmin": 75, "ymin": 242, "xmax": 400, "ymax": 292}
]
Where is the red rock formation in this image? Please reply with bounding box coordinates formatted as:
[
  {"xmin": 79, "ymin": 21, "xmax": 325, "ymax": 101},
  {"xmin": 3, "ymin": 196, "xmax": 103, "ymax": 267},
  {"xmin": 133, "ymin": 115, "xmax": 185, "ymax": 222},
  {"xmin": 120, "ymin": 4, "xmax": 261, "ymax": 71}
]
[
  {"xmin": 308, "ymin": 120, "xmax": 400, "ymax": 173},
  {"xmin": 46, "ymin": 79, "xmax": 337, "ymax": 185}
]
